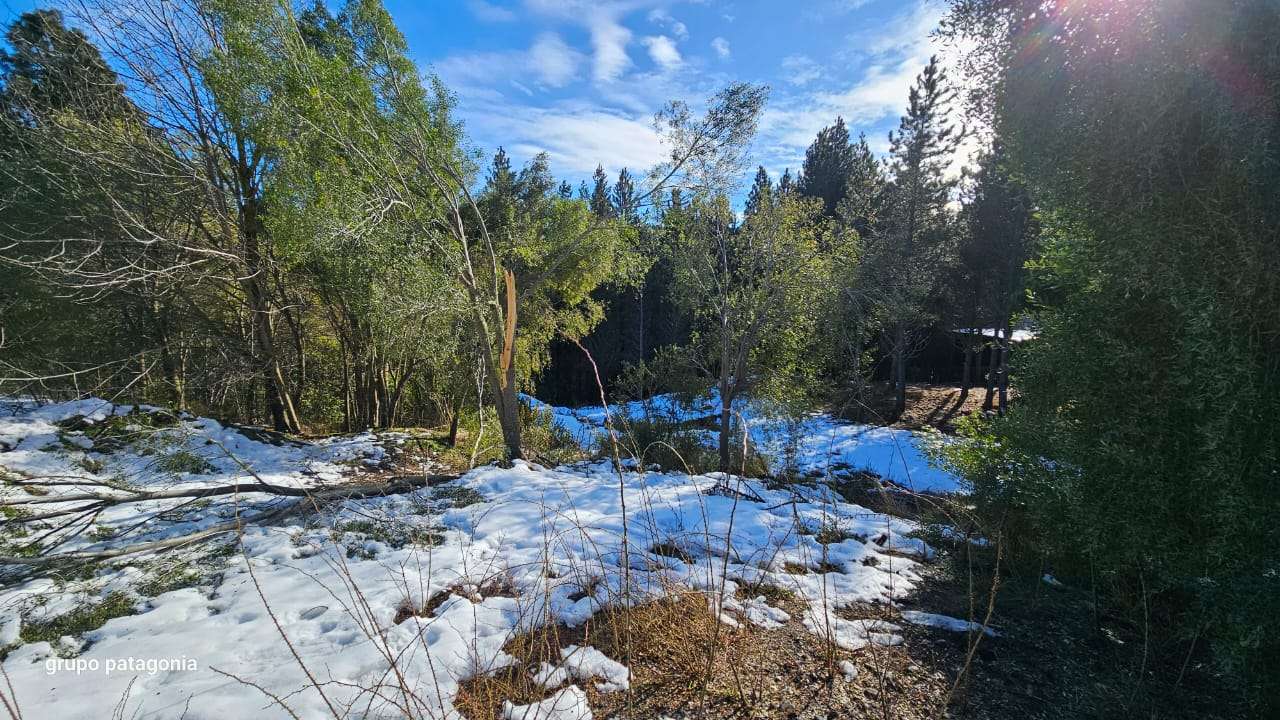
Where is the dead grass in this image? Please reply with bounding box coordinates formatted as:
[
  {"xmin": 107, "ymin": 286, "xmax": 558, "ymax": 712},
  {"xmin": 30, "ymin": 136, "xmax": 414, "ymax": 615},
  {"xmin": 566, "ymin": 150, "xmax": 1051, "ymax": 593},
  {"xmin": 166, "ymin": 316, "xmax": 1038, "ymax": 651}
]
[{"xmin": 455, "ymin": 587, "xmax": 963, "ymax": 720}]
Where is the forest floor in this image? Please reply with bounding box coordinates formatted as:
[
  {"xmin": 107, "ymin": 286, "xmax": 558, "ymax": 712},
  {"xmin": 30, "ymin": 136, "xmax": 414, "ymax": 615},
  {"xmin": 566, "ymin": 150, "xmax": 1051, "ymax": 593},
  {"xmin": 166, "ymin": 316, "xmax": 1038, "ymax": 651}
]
[
  {"xmin": 850, "ymin": 383, "xmax": 1008, "ymax": 434},
  {"xmin": 0, "ymin": 395, "xmax": 1228, "ymax": 719}
]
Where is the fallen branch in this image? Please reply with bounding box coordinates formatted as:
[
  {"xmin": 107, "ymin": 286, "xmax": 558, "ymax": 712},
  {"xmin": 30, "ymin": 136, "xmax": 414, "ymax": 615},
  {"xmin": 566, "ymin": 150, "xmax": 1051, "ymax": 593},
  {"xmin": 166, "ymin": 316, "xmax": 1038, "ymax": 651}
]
[{"xmin": 0, "ymin": 472, "xmax": 456, "ymax": 565}]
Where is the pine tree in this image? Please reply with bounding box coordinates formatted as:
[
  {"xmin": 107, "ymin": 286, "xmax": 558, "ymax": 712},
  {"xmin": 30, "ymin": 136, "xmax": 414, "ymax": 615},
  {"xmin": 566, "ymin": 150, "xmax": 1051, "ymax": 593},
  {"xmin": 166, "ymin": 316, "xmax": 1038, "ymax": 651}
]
[
  {"xmin": 0, "ymin": 9, "xmax": 134, "ymax": 122},
  {"xmin": 589, "ymin": 164, "xmax": 613, "ymax": 218},
  {"xmin": 744, "ymin": 165, "xmax": 772, "ymax": 216},
  {"xmin": 557, "ymin": 180, "xmax": 573, "ymax": 199},
  {"xmin": 839, "ymin": 134, "xmax": 884, "ymax": 239},
  {"xmin": 777, "ymin": 168, "xmax": 795, "ymax": 196},
  {"xmin": 798, "ymin": 116, "xmax": 854, "ymax": 216},
  {"xmin": 880, "ymin": 55, "xmax": 962, "ymax": 418},
  {"xmin": 612, "ymin": 167, "xmax": 637, "ymax": 223}
]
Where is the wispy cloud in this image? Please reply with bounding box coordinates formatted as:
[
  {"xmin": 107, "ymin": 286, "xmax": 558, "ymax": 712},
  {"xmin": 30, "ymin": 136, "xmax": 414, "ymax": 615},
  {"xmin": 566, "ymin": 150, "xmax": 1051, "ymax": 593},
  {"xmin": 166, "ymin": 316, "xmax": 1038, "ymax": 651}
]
[
  {"xmin": 781, "ymin": 55, "xmax": 822, "ymax": 86},
  {"xmin": 710, "ymin": 36, "xmax": 730, "ymax": 59},
  {"xmin": 525, "ymin": 0, "xmax": 635, "ymax": 83},
  {"xmin": 755, "ymin": 1, "xmax": 971, "ymax": 177},
  {"xmin": 469, "ymin": 102, "xmax": 666, "ymax": 177},
  {"xmin": 642, "ymin": 35, "xmax": 682, "ymax": 71},
  {"xmin": 529, "ymin": 33, "xmax": 582, "ymax": 87},
  {"xmin": 647, "ymin": 8, "xmax": 689, "ymax": 40},
  {"xmin": 468, "ymin": 0, "xmax": 517, "ymax": 23},
  {"xmin": 430, "ymin": 32, "xmax": 582, "ymax": 97}
]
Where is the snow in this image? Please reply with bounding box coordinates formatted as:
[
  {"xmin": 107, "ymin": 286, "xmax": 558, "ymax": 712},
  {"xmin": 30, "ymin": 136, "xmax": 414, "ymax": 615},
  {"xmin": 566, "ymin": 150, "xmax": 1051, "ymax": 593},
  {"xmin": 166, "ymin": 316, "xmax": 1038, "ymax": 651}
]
[
  {"xmin": 558, "ymin": 645, "xmax": 630, "ymax": 692},
  {"xmin": 525, "ymin": 391, "xmax": 964, "ymax": 494},
  {"xmin": 502, "ymin": 685, "xmax": 592, "ymax": 720},
  {"xmin": 900, "ymin": 610, "xmax": 999, "ymax": 637},
  {"xmin": 1, "ymin": 397, "xmax": 938, "ymax": 719},
  {"xmin": 953, "ymin": 327, "xmax": 1038, "ymax": 343}
]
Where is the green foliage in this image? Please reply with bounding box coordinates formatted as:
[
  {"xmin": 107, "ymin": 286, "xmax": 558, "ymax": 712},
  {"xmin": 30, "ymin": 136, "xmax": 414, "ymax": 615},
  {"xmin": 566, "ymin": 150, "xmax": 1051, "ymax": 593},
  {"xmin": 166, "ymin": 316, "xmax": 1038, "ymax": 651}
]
[
  {"xmin": 943, "ymin": 0, "xmax": 1280, "ymax": 710},
  {"xmin": 153, "ymin": 449, "xmax": 215, "ymax": 476},
  {"xmin": 332, "ymin": 518, "xmax": 443, "ymax": 559},
  {"xmin": 797, "ymin": 116, "xmax": 854, "ymax": 216},
  {"xmin": 19, "ymin": 592, "xmax": 137, "ymax": 648},
  {"xmin": 663, "ymin": 191, "xmax": 833, "ymax": 469},
  {"xmin": 517, "ymin": 401, "xmax": 585, "ymax": 466}
]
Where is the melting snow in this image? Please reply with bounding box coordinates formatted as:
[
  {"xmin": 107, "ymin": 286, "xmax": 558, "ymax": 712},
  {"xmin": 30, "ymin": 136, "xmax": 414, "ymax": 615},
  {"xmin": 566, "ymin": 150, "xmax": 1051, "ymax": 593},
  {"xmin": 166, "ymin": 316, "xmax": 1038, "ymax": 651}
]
[{"xmin": 1, "ymin": 397, "xmax": 937, "ymax": 719}]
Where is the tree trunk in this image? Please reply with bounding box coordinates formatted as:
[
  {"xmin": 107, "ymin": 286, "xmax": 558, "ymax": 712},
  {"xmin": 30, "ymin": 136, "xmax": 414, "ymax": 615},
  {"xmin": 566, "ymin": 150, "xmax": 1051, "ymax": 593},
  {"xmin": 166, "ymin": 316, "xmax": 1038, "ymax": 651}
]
[
  {"xmin": 998, "ymin": 317, "xmax": 1011, "ymax": 415},
  {"xmin": 958, "ymin": 343, "xmax": 973, "ymax": 404},
  {"xmin": 339, "ymin": 338, "xmax": 352, "ymax": 433},
  {"xmin": 446, "ymin": 394, "xmax": 462, "ymax": 448},
  {"xmin": 718, "ymin": 387, "xmax": 732, "ymax": 474},
  {"xmin": 492, "ymin": 269, "xmax": 523, "ymax": 461},
  {"xmin": 893, "ymin": 322, "xmax": 907, "ymax": 419},
  {"xmin": 494, "ymin": 370, "xmax": 523, "ymax": 461},
  {"xmin": 240, "ymin": 189, "xmax": 299, "ymax": 434},
  {"xmin": 983, "ymin": 328, "xmax": 1000, "ymax": 411}
]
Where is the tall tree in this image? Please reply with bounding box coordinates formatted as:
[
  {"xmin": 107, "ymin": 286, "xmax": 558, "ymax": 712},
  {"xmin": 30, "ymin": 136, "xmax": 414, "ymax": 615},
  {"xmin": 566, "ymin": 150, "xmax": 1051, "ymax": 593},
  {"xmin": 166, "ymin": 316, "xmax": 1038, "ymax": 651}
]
[
  {"xmin": 612, "ymin": 167, "xmax": 637, "ymax": 223},
  {"xmin": 589, "ymin": 164, "xmax": 613, "ymax": 218},
  {"xmin": 878, "ymin": 55, "xmax": 962, "ymax": 418},
  {"xmin": 777, "ymin": 168, "xmax": 795, "ymax": 196},
  {"xmin": 798, "ymin": 116, "xmax": 854, "ymax": 216},
  {"xmin": 743, "ymin": 165, "xmax": 773, "ymax": 216},
  {"xmin": 964, "ymin": 144, "xmax": 1033, "ymax": 412}
]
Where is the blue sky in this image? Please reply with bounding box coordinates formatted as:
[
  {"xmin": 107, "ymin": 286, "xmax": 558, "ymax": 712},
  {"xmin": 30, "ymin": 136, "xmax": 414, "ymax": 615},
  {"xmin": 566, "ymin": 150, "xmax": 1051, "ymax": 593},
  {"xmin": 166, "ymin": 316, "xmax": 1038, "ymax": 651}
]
[
  {"xmin": 402, "ymin": 0, "xmax": 962, "ymax": 191},
  {"xmin": 2, "ymin": 0, "xmax": 967, "ymax": 199}
]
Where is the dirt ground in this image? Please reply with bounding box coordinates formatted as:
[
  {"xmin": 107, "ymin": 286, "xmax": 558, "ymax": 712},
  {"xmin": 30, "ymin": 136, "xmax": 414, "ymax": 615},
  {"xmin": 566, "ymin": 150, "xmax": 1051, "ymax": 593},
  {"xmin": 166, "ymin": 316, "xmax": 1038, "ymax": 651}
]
[{"xmin": 842, "ymin": 383, "xmax": 1012, "ymax": 434}]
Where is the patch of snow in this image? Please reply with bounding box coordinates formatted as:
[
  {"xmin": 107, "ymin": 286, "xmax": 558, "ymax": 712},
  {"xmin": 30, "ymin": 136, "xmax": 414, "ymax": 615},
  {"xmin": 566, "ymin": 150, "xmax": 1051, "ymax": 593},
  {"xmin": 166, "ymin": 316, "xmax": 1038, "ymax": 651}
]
[
  {"xmin": 532, "ymin": 661, "xmax": 571, "ymax": 689},
  {"xmin": 900, "ymin": 610, "xmax": 999, "ymax": 637},
  {"xmin": 839, "ymin": 659, "xmax": 859, "ymax": 681},
  {"xmin": 502, "ymin": 685, "xmax": 593, "ymax": 720},
  {"xmin": 559, "ymin": 645, "xmax": 630, "ymax": 693},
  {"xmin": 526, "ymin": 391, "xmax": 964, "ymax": 494}
]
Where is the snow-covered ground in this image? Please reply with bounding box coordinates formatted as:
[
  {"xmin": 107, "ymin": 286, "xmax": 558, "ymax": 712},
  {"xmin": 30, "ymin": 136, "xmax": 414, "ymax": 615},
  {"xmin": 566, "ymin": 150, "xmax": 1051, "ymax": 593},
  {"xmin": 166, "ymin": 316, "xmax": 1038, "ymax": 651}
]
[
  {"xmin": 524, "ymin": 391, "xmax": 964, "ymax": 494},
  {"xmin": 0, "ymin": 398, "xmax": 959, "ymax": 719}
]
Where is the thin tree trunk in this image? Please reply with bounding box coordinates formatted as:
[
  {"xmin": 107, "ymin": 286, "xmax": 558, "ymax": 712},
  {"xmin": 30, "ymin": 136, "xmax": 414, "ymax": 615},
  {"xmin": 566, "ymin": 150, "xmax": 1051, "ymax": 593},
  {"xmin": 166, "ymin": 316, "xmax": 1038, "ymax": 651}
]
[
  {"xmin": 983, "ymin": 328, "xmax": 1000, "ymax": 411},
  {"xmin": 998, "ymin": 317, "xmax": 1011, "ymax": 415},
  {"xmin": 718, "ymin": 385, "xmax": 732, "ymax": 473},
  {"xmin": 893, "ymin": 322, "xmax": 907, "ymax": 419},
  {"xmin": 958, "ymin": 344, "xmax": 973, "ymax": 404},
  {"xmin": 446, "ymin": 394, "xmax": 462, "ymax": 448}
]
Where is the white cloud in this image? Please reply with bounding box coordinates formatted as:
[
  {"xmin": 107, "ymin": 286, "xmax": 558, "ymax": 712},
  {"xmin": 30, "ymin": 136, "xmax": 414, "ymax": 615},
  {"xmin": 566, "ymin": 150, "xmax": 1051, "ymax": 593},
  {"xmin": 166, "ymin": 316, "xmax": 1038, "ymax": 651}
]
[
  {"xmin": 853, "ymin": 1, "xmax": 946, "ymax": 57},
  {"xmin": 754, "ymin": 0, "xmax": 978, "ymax": 178},
  {"xmin": 468, "ymin": 0, "xmax": 517, "ymax": 22},
  {"xmin": 710, "ymin": 36, "xmax": 730, "ymax": 59},
  {"xmin": 589, "ymin": 15, "xmax": 633, "ymax": 82},
  {"xmin": 781, "ymin": 55, "xmax": 822, "ymax": 86},
  {"xmin": 647, "ymin": 8, "xmax": 689, "ymax": 40},
  {"xmin": 642, "ymin": 35, "xmax": 682, "ymax": 71},
  {"xmin": 524, "ymin": 0, "xmax": 634, "ymax": 83},
  {"xmin": 470, "ymin": 103, "xmax": 667, "ymax": 177},
  {"xmin": 529, "ymin": 33, "xmax": 582, "ymax": 87}
]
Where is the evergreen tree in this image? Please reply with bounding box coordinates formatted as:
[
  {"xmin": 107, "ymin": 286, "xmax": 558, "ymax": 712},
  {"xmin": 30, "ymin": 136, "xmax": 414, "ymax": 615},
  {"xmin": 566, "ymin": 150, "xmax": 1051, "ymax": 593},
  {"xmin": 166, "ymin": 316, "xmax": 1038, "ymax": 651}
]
[
  {"xmin": 557, "ymin": 180, "xmax": 573, "ymax": 199},
  {"xmin": 797, "ymin": 116, "xmax": 854, "ymax": 216},
  {"xmin": 777, "ymin": 168, "xmax": 794, "ymax": 196},
  {"xmin": 838, "ymin": 134, "xmax": 884, "ymax": 239},
  {"xmin": 0, "ymin": 9, "xmax": 134, "ymax": 122},
  {"xmin": 589, "ymin": 164, "xmax": 613, "ymax": 218},
  {"xmin": 743, "ymin": 165, "xmax": 773, "ymax": 216},
  {"xmin": 941, "ymin": 4, "xmax": 1280, "ymax": 708},
  {"xmin": 879, "ymin": 55, "xmax": 962, "ymax": 418},
  {"xmin": 612, "ymin": 167, "xmax": 637, "ymax": 223}
]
